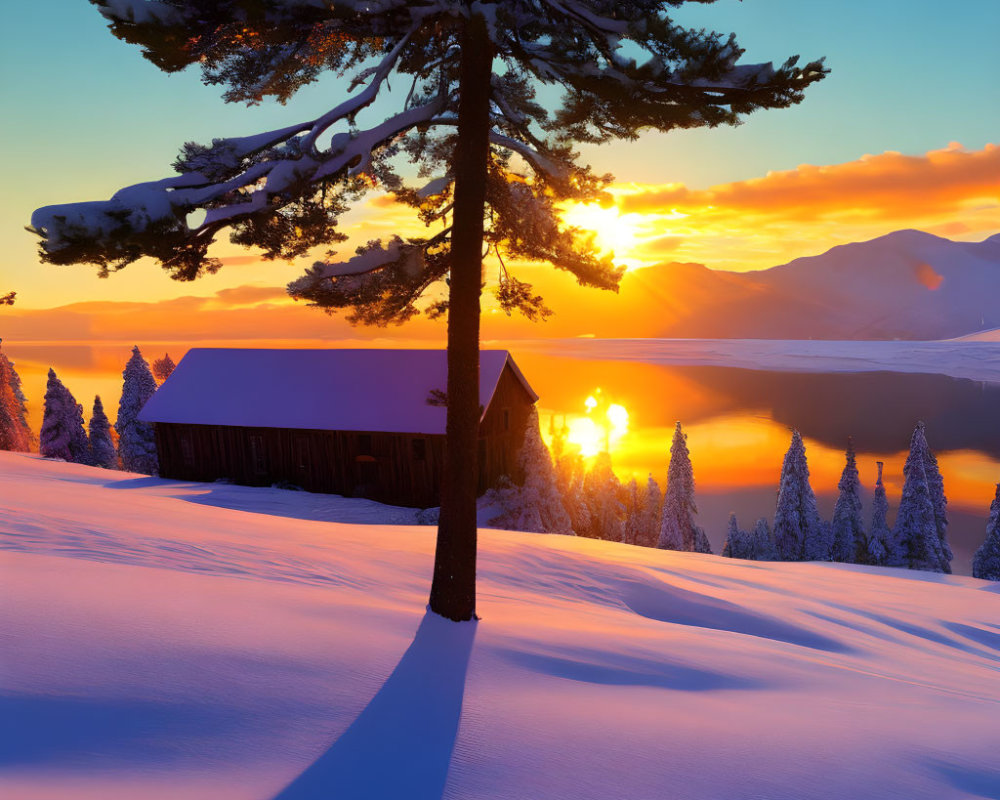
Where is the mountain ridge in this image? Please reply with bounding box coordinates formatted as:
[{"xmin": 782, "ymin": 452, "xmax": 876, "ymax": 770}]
[{"xmin": 632, "ymin": 229, "xmax": 1000, "ymax": 340}]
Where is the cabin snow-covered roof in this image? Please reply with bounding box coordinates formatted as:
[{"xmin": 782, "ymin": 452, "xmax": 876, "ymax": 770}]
[{"xmin": 138, "ymin": 348, "xmax": 537, "ymax": 435}]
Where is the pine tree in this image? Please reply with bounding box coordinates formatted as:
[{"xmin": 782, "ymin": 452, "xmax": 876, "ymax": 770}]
[
  {"xmin": 69, "ymin": 401, "xmax": 92, "ymax": 465},
  {"xmin": 659, "ymin": 421, "xmax": 704, "ymax": 551},
  {"xmin": 40, "ymin": 369, "xmax": 86, "ymax": 462},
  {"xmin": 634, "ymin": 474, "xmax": 663, "ymax": 548},
  {"xmin": 972, "ymin": 484, "xmax": 1000, "ymax": 581},
  {"xmin": 773, "ymin": 430, "xmax": 823, "ymax": 561},
  {"xmin": 116, "ymin": 346, "xmax": 159, "ymax": 475},
  {"xmin": 692, "ymin": 526, "xmax": 713, "ymax": 555},
  {"xmin": 584, "ymin": 451, "xmax": 624, "ymax": 542},
  {"xmin": 623, "ymin": 477, "xmax": 642, "ymax": 546},
  {"xmin": 893, "ymin": 443, "xmax": 939, "ymax": 572},
  {"xmin": 748, "ymin": 518, "xmax": 777, "ymax": 561},
  {"xmin": 152, "ymin": 353, "xmax": 176, "ymax": 382},
  {"xmin": 831, "ymin": 438, "xmax": 865, "ymax": 563},
  {"xmin": 566, "ymin": 469, "xmax": 593, "ymax": 540},
  {"xmin": 30, "ymin": 2, "xmax": 826, "ymax": 621},
  {"xmin": 489, "ymin": 406, "xmax": 572, "ymax": 534},
  {"xmin": 894, "ymin": 423, "xmax": 948, "ymax": 573},
  {"xmin": 867, "ymin": 462, "xmax": 892, "ymax": 567},
  {"xmin": 722, "ymin": 513, "xmax": 748, "ymax": 559},
  {"xmin": 913, "ymin": 422, "xmax": 952, "ymax": 573},
  {"xmin": 0, "ymin": 340, "xmax": 33, "ymax": 452},
  {"xmin": 88, "ymin": 395, "xmax": 118, "ymax": 470}
]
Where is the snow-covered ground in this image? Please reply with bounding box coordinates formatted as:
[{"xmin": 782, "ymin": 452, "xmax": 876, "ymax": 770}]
[
  {"xmin": 519, "ymin": 337, "xmax": 1000, "ymax": 384},
  {"xmin": 2, "ymin": 452, "xmax": 1000, "ymax": 800}
]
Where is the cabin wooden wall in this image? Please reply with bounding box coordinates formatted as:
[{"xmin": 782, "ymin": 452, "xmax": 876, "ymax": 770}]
[
  {"xmin": 477, "ymin": 363, "xmax": 535, "ymax": 491},
  {"xmin": 155, "ymin": 424, "xmax": 447, "ymax": 508},
  {"xmin": 154, "ymin": 361, "xmax": 537, "ymax": 508}
]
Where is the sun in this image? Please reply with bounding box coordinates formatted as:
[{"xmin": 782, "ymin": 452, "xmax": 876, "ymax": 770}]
[
  {"xmin": 566, "ymin": 390, "xmax": 630, "ymax": 458},
  {"xmin": 560, "ymin": 202, "xmax": 644, "ymax": 269}
]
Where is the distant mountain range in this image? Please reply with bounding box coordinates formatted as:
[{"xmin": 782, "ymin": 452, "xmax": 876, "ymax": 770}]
[
  {"xmin": 4, "ymin": 229, "xmax": 999, "ymax": 343},
  {"xmin": 631, "ymin": 229, "xmax": 1000, "ymax": 340}
]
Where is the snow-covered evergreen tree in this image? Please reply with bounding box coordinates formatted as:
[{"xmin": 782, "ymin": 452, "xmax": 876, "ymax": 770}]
[
  {"xmin": 659, "ymin": 422, "xmax": 703, "ymax": 551},
  {"xmin": 692, "ymin": 526, "xmax": 713, "ymax": 555},
  {"xmin": 634, "ymin": 474, "xmax": 663, "ymax": 549},
  {"xmin": 489, "ymin": 406, "xmax": 572, "ymax": 535},
  {"xmin": 69, "ymin": 401, "xmax": 92, "ymax": 465},
  {"xmin": 972, "ymin": 484, "xmax": 1000, "ymax": 581},
  {"xmin": 722, "ymin": 513, "xmax": 749, "ymax": 559},
  {"xmin": 566, "ymin": 470, "xmax": 592, "ymax": 540},
  {"xmin": 152, "ymin": 353, "xmax": 176, "ymax": 383},
  {"xmin": 0, "ymin": 340, "xmax": 32, "ymax": 452},
  {"xmin": 911, "ymin": 422, "xmax": 952, "ymax": 573},
  {"xmin": 893, "ymin": 438, "xmax": 940, "ymax": 572},
  {"xmin": 748, "ymin": 518, "xmax": 777, "ymax": 561},
  {"xmin": 116, "ymin": 346, "xmax": 159, "ymax": 475},
  {"xmin": 831, "ymin": 438, "xmax": 865, "ymax": 563},
  {"xmin": 88, "ymin": 395, "xmax": 118, "ymax": 470},
  {"xmin": 773, "ymin": 430, "xmax": 823, "ymax": 561},
  {"xmin": 623, "ymin": 478, "xmax": 642, "ymax": 546},
  {"xmin": 867, "ymin": 462, "xmax": 892, "ymax": 567},
  {"xmin": 40, "ymin": 369, "xmax": 85, "ymax": 462},
  {"xmin": 584, "ymin": 451, "xmax": 624, "ymax": 542},
  {"xmin": 29, "ymin": 1, "xmax": 826, "ymax": 621},
  {"xmin": 893, "ymin": 423, "xmax": 949, "ymax": 573}
]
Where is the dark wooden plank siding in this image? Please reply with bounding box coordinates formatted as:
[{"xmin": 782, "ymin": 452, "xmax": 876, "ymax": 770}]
[{"xmin": 155, "ymin": 361, "xmax": 535, "ymax": 508}]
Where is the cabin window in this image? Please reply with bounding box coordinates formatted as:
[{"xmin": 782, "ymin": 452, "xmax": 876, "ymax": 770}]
[
  {"xmin": 503, "ymin": 408, "xmax": 511, "ymax": 431},
  {"xmin": 412, "ymin": 438, "xmax": 427, "ymax": 462},
  {"xmin": 179, "ymin": 433, "xmax": 195, "ymax": 469},
  {"xmin": 358, "ymin": 434, "xmax": 373, "ymax": 455},
  {"xmin": 249, "ymin": 434, "xmax": 266, "ymax": 475}
]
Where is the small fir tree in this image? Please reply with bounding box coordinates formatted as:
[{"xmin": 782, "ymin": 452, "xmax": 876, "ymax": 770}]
[
  {"xmin": 69, "ymin": 401, "xmax": 92, "ymax": 465},
  {"xmin": 867, "ymin": 462, "xmax": 892, "ymax": 567},
  {"xmin": 584, "ymin": 451, "xmax": 624, "ymax": 542},
  {"xmin": 566, "ymin": 469, "xmax": 592, "ymax": 539},
  {"xmin": 972, "ymin": 484, "xmax": 1000, "ymax": 581},
  {"xmin": 88, "ymin": 395, "xmax": 118, "ymax": 470},
  {"xmin": 152, "ymin": 353, "xmax": 176, "ymax": 382},
  {"xmin": 116, "ymin": 346, "xmax": 159, "ymax": 475},
  {"xmin": 893, "ymin": 443, "xmax": 939, "ymax": 572},
  {"xmin": 774, "ymin": 430, "xmax": 824, "ymax": 561},
  {"xmin": 894, "ymin": 423, "xmax": 949, "ymax": 572},
  {"xmin": 659, "ymin": 422, "xmax": 702, "ymax": 551},
  {"xmin": 831, "ymin": 438, "xmax": 865, "ymax": 563},
  {"xmin": 912, "ymin": 422, "xmax": 952, "ymax": 573},
  {"xmin": 748, "ymin": 518, "xmax": 777, "ymax": 561},
  {"xmin": 623, "ymin": 477, "xmax": 642, "ymax": 546},
  {"xmin": 40, "ymin": 369, "xmax": 83, "ymax": 461},
  {"xmin": 635, "ymin": 474, "xmax": 663, "ymax": 549},
  {"xmin": 722, "ymin": 513, "xmax": 749, "ymax": 559},
  {"xmin": 0, "ymin": 340, "xmax": 33, "ymax": 452}
]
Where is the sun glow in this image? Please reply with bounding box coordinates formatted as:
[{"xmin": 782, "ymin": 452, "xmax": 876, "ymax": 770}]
[
  {"xmin": 566, "ymin": 390, "xmax": 630, "ymax": 458},
  {"xmin": 561, "ymin": 202, "xmax": 645, "ymax": 269}
]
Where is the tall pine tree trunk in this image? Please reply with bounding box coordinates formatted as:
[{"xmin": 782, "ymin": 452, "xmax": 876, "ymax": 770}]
[{"xmin": 429, "ymin": 14, "xmax": 494, "ymax": 622}]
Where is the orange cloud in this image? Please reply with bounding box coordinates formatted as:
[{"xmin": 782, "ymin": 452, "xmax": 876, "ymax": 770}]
[{"xmin": 620, "ymin": 142, "xmax": 1000, "ymax": 222}]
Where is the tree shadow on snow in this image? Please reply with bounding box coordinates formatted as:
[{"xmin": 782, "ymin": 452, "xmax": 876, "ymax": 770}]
[{"xmin": 271, "ymin": 610, "xmax": 476, "ymax": 800}]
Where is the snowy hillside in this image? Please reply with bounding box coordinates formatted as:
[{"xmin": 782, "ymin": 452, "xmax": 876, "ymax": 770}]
[{"xmin": 2, "ymin": 452, "xmax": 1000, "ymax": 800}]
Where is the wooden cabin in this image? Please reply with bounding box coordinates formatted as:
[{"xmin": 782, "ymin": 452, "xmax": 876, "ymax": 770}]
[{"xmin": 138, "ymin": 348, "xmax": 538, "ymax": 508}]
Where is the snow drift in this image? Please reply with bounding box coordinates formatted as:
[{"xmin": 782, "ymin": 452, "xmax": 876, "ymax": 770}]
[{"xmin": 2, "ymin": 452, "xmax": 999, "ymax": 799}]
